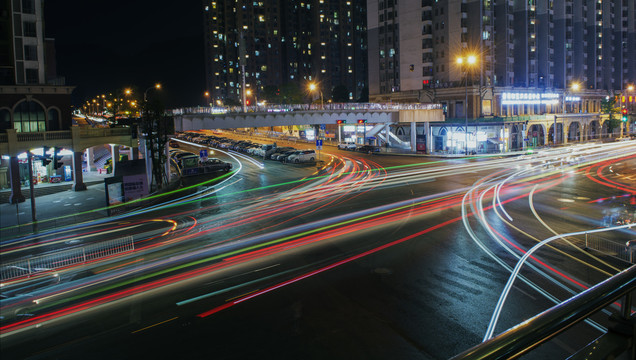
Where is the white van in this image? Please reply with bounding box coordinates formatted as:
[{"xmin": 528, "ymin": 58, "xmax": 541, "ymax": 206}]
[{"xmin": 287, "ymin": 149, "xmax": 316, "ymax": 163}]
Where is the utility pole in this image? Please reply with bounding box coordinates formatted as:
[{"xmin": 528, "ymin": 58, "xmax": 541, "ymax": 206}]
[
  {"xmin": 239, "ymin": 31, "xmax": 247, "ymax": 113},
  {"xmin": 27, "ymin": 151, "xmax": 37, "ymax": 231}
]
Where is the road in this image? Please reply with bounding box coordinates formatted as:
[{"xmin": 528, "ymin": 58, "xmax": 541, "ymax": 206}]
[{"xmin": 1, "ymin": 137, "xmax": 635, "ymax": 359}]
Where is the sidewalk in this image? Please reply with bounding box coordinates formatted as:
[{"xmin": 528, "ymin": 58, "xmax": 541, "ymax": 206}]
[{"xmin": 0, "ymin": 171, "xmax": 113, "ymax": 237}]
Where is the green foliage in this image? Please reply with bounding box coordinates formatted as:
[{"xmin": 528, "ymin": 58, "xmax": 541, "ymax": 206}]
[
  {"xmin": 261, "ymin": 85, "xmax": 280, "ymax": 103},
  {"xmin": 600, "ymin": 96, "xmax": 620, "ymax": 135},
  {"xmin": 140, "ymin": 97, "xmax": 173, "ymax": 189},
  {"xmin": 279, "ymin": 82, "xmax": 304, "ymax": 104},
  {"xmin": 223, "ymin": 97, "xmax": 242, "ymax": 106},
  {"xmin": 331, "ymin": 85, "xmax": 350, "ymax": 103},
  {"xmin": 357, "ymin": 86, "xmax": 369, "ymax": 103}
]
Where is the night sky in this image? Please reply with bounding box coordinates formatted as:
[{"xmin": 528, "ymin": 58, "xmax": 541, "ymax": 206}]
[{"xmin": 44, "ymin": 1, "xmax": 206, "ymax": 108}]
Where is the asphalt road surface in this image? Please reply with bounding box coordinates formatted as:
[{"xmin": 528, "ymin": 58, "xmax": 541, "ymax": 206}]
[{"xmin": 1, "ymin": 137, "xmax": 635, "ymax": 359}]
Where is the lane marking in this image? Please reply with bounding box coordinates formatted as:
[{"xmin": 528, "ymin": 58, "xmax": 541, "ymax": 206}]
[{"xmin": 131, "ymin": 316, "xmax": 179, "ymax": 334}]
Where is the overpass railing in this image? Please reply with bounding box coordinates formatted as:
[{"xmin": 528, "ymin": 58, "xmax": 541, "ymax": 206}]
[
  {"xmin": 171, "ymin": 102, "xmax": 442, "ymax": 115},
  {"xmin": 450, "ymin": 265, "xmax": 635, "ymax": 360}
]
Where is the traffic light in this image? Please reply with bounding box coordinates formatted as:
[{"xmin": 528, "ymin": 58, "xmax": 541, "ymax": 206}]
[
  {"xmin": 357, "ymin": 119, "xmax": 367, "ymax": 124},
  {"xmin": 53, "ymin": 147, "xmax": 64, "ymax": 169},
  {"xmin": 41, "ymin": 146, "xmax": 51, "ymax": 166},
  {"xmin": 622, "ymin": 108, "xmax": 629, "ymax": 122},
  {"xmin": 336, "ymin": 120, "xmax": 346, "ymax": 124}
]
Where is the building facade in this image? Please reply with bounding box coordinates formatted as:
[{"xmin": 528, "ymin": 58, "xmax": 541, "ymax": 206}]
[
  {"xmin": 367, "ymin": 0, "xmax": 636, "ymax": 120},
  {"xmin": 0, "ymin": 0, "xmax": 74, "ymax": 133},
  {"xmin": 202, "ymin": 0, "xmax": 368, "ymax": 105}
]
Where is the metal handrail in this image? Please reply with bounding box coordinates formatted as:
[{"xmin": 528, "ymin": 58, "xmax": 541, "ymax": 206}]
[{"xmin": 450, "ymin": 265, "xmax": 635, "ymax": 360}]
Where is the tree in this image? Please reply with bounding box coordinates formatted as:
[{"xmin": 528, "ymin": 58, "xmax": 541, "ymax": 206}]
[
  {"xmin": 262, "ymin": 85, "xmax": 280, "ymax": 104},
  {"xmin": 139, "ymin": 97, "xmax": 173, "ymax": 190},
  {"xmin": 279, "ymin": 82, "xmax": 304, "ymax": 104},
  {"xmin": 357, "ymin": 85, "xmax": 369, "ymax": 103},
  {"xmin": 600, "ymin": 96, "xmax": 620, "ymax": 137},
  {"xmin": 331, "ymin": 85, "xmax": 350, "ymax": 103}
]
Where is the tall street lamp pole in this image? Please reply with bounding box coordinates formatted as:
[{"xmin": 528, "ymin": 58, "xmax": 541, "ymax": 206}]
[
  {"xmin": 457, "ymin": 54, "xmax": 476, "ymax": 155},
  {"xmin": 309, "ymin": 82, "xmax": 323, "ymax": 110},
  {"xmin": 144, "ymin": 83, "xmax": 162, "ymax": 103}
]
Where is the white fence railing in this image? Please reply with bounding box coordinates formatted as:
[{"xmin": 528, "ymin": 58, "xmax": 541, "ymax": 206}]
[
  {"xmin": 1, "ymin": 236, "xmax": 134, "ymax": 281},
  {"xmin": 585, "ymin": 233, "xmax": 635, "ymax": 263}
]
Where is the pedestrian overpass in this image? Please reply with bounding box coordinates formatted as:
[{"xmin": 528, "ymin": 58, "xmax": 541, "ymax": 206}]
[{"xmin": 172, "ymin": 103, "xmax": 445, "ymax": 152}]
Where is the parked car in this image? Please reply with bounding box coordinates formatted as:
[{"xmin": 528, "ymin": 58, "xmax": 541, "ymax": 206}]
[
  {"xmin": 338, "ymin": 142, "xmax": 357, "ymax": 150},
  {"xmin": 287, "ymin": 149, "xmax": 316, "ymax": 163},
  {"xmin": 357, "ymin": 145, "xmax": 380, "ymax": 154},
  {"xmin": 201, "ymin": 158, "xmax": 232, "ymax": 172},
  {"xmin": 269, "ymin": 147, "xmax": 295, "ymax": 160},
  {"xmin": 278, "ymin": 150, "xmax": 300, "ymax": 162},
  {"xmin": 273, "ymin": 149, "xmax": 298, "ymax": 161}
]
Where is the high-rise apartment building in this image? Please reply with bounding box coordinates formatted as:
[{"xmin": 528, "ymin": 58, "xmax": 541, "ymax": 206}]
[
  {"xmin": 367, "ymin": 0, "xmax": 636, "ymax": 119},
  {"xmin": 1, "ymin": 0, "xmax": 73, "ymax": 134},
  {"xmin": 202, "ymin": 0, "xmax": 367, "ymax": 104}
]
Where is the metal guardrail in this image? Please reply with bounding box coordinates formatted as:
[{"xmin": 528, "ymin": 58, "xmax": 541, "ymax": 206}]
[
  {"xmin": 585, "ymin": 233, "xmax": 635, "ymax": 263},
  {"xmin": 171, "ymin": 102, "xmax": 443, "ymax": 115},
  {"xmin": 0, "ymin": 236, "xmax": 134, "ymax": 281},
  {"xmin": 450, "ymin": 265, "xmax": 635, "ymax": 360}
]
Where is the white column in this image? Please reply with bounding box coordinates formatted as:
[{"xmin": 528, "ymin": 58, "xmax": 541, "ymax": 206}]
[
  {"xmin": 165, "ymin": 140, "xmax": 171, "ymax": 183},
  {"xmin": 85, "ymin": 147, "xmax": 94, "ymax": 172},
  {"xmin": 111, "ymin": 144, "xmax": 119, "ymax": 175},
  {"xmin": 410, "ymin": 122, "xmax": 417, "ymax": 153},
  {"xmin": 384, "ymin": 123, "xmax": 391, "ymax": 146},
  {"xmin": 427, "ymin": 123, "xmax": 433, "ymax": 154}
]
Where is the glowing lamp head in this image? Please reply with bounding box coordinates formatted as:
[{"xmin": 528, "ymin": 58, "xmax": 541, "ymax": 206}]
[{"xmin": 467, "ymin": 55, "xmax": 477, "ymax": 65}]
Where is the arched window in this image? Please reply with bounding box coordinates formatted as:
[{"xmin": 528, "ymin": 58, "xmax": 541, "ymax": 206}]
[
  {"xmin": 0, "ymin": 109, "xmax": 10, "ymax": 132},
  {"xmin": 48, "ymin": 108, "xmax": 60, "ymax": 131},
  {"xmin": 14, "ymin": 101, "xmax": 45, "ymax": 132}
]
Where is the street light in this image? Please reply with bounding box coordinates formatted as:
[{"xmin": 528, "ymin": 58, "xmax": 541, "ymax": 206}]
[
  {"xmin": 308, "ymin": 82, "xmax": 324, "ymax": 109},
  {"xmin": 144, "ymin": 83, "xmax": 162, "ymax": 102},
  {"xmin": 457, "ymin": 54, "xmax": 477, "ymax": 155},
  {"xmin": 246, "ymin": 88, "xmax": 258, "ymax": 107}
]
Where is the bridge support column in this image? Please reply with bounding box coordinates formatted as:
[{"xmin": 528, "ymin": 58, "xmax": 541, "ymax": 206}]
[
  {"xmin": 164, "ymin": 141, "xmax": 170, "ymax": 184},
  {"xmin": 85, "ymin": 147, "xmax": 95, "ymax": 172},
  {"xmin": 111, "ymin": 145, "xmax": 119, "ymax": 175},
  {"xmin": 423, "ymin": 122, "xmax": 430, "ymax": 154},
  {"xmin": 384, "ymin": 124, "xmax": 391, "ymax": 147},
  {"xmin": 72, "ymin": 151, "xmax": 86, "ymax": 191},
  {"xmin": 410, "ymin": 122, "xmax": 417, "ymax": 153},
  {"xmin": 8, "ymin": 156, "xmax": 25, "ymax": 204}
]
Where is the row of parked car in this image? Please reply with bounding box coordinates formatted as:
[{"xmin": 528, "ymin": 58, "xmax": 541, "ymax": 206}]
[
  {"xmin": 337, "ymin": 142, "xmax": 381, "ymax": 154},
  {"xmin": 268, "ymin": 147, "xmax": 317, "ymax": 163},
  {"xmin": 175, "ymin": 132, "xmax": 318, "ymax": 163}
]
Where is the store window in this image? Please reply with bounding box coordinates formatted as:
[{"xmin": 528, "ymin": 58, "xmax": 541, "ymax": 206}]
[
  {"xmin": 14, "ymin": 100, "xmax": 45, "ymax": 132},
  {"xmin": 0, "ymin": 109, "xmax": 11, "ymax": 132},
  {"xmin": 48, "ymin": 108, "xmax": 60, "ymax": 131}
]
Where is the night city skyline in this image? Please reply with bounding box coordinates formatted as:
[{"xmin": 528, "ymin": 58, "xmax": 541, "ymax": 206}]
[{"xmin": 0, "ymin": 1, "xmax": 635, "ymax": 359}]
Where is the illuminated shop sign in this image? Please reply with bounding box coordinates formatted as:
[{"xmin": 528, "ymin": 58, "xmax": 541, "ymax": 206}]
[
  {"xmin": 565, "ymin": 96, "xmax": 581, "ymax": 102},
  {"xmin": 501, "ymin": 92, "xmax": 559, "ymax": 105}
]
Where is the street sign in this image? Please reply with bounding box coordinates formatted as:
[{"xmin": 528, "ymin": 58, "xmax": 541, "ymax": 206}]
[
  {"xmin": 199, "ymin": 149, "xmax": 208, "ymax": 162},
  {"xmin": 368, "ymin": 137, "xmax": 376, "ymax": 140},
  {"xmin": 316, "ymin": 139, "xmax": 323, "ymax": 147},
  {"xmin": 320, "ymin": 124, "xmax": 326, "ymax": 130}
]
